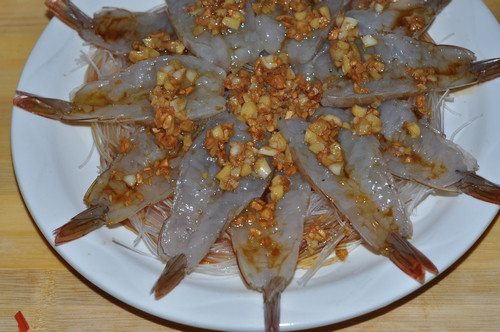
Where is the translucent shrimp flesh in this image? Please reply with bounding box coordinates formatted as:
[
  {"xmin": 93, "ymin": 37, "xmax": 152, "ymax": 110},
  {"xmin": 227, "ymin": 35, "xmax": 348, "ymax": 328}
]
[
  {"xmin": 277, "ymin": 0, "xmax": 350, "ymax": 65},
  {"xmin": 45, "ymin": 0, "xmax": 175, "ymax": 55},
  {"xmin": 308, "ymin": 32, "xmax": 500, "ymax": 107},
  {"xmin": 278, "ymin": 109, "xmax": 437, "ymax": 282},
  {"xmin": 153, "ymin": 112, "xmax": 272, "ymax": 299},
  {"xmin": 166, "ymin": 0, "xmax": 265, "ymax": 72},
  {"xmin": 229, "ymin": 173, "xmax": 310, "ymax": 332},
  {"xmin": 13, "ymin": 55, "xmax": 227, "ymax": 123},
  {"xmin": 54, "ymin": 127, "xmax": 179, "ymax": 244},
  {"xmin": 377, "ymin": 99, "xmax": 500, "ymax": 205},
  {"xmin": 346, "ymin": 0, "xmax": 451, "ymax": 37}
]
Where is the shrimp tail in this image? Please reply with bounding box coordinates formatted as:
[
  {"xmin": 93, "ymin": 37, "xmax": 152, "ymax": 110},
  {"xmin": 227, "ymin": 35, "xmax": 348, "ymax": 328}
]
[
  {"xmin": 456, "ymin": 172, "xmax": 500, "ymax": 205},
  {"xmin": 13, "ymin": 91, "xmax": 73, "ymax": 120},
  {"xmin": 152, "ymin": 254, "xmax": 187, "ymax": 300},
  {"xmin": 387, "ymin": 232, "xmax": 438, "ymax": 283},
  {"xmin": 53, "ymin": 204, "xmax": 108, "ymax": 245},
  {"xmin": 471, "ymin": 58, "xmax": 500, "ymax": 83},
  {"xmin": 45, "ymin": 0, "xmax": 92, "ymax": 32},
  {"xmin": 263, "ymin": 276, "xmax": 287, "ymax": 332}
]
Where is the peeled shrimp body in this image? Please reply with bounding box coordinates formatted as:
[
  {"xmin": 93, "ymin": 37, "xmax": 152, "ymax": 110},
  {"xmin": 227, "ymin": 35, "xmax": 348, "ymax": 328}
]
[
  {"xmin": 45, "ymin": 0, "xmax": 174, "ymax": 55},
  {"xmin": 378, "ymin": 99, "xmax": 500, "ymax": 205},
  {"xmin": 346, "ymin": 0, "xmax": 450, "ymax": 37},
  {"xmin": 54, "ymin": 127, "xmax": 179, "ymax": 244},
  {"xmin": 153, "ymin": 112, "xmax": 272, "ymax": 298},
  {"xmin": 14, "ymin": 55, "xmax": 226, "ymax": 123},
  {"xmin": 279, "ymin": 0, "xmax": 350, "ymax": 65},
  {"xmin": 278, "ymin": 110, "xmax": 437, "ymax": 282},
  {"xmin": 229, "ymin": 173, "xmax": 310, "ymax": 332},
  {"xmin": 166, "ymin": 0, "xmax": 264, "ymax": 71},
  {"xmin": 321, "ymin": 33, "xmax": 500, "ymax": 107}
]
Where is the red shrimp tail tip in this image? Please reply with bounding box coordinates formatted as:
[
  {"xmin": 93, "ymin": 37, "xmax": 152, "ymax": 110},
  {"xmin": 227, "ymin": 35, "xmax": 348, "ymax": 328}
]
[
  {"xmin": 471, "ymin": 57, "xmax": 500, "ymax": 84},
  {"xmin": 152, "ymin": 254, "xmax": 187, "ymax": 300},
  {"xmin": 457, "ymin": 172, "xmax": 500, "ymax": 205},
  {"xmin": 53, "ymin": 205, "xmax": 108, "ymax": 245},
  {"xmin": 387, "ymin": 232, "xmax": 438, "ymax": 284},
  {"xmin": 14, "ymin": 90, "xmax": 73, "ymax": 120},
  {"xmin": 45, "ymin": 0, "xmax": 92, "ymax": 31},
  {"xmin": 263, "ymin": 277, "xmax": 286, "ymax": 332}
]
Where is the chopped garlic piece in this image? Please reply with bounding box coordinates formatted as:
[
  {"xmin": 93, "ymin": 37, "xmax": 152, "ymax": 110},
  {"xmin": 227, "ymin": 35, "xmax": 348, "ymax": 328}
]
[
  {"xmin": 361, "ymin": 34, "xmax": 378, "ymax": 48},
  {"xmin": 254, "ymin": 157, "xmax": 272, "ymax": 179}
]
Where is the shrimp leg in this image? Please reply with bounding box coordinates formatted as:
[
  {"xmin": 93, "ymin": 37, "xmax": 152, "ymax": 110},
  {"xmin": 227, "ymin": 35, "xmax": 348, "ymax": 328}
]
[
  {"xmin": 153, "ymin": 113, "xmax": 273, "ymax": 298},
  {"xmin": 378, "ymin": 99, "xmax": 500, "ymax": 205}
]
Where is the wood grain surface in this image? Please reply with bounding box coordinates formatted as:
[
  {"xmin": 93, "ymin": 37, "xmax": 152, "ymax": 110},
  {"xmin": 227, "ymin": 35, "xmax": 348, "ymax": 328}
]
[{"xmin": 1, "ymin": 1, "xmax": 499, "ymax": 331}]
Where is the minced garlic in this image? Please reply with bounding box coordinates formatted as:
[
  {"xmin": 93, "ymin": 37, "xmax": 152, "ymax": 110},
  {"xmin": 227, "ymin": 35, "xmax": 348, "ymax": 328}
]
[
  {"xmin": 187, "ymin": 0, "xmax": 247, "ymax": 36},
  {"xmin": 353, "ymin": 0, "xmax": 395, "ymax": 13},
  {"xmin": 328, "ymin": 13, "xmax": 385, "ymax": 94},
  {"xmin": 252, "ymin": 1, "xmax": 331, "ymax": 41},
  {"xmin": 258, "ymin": 132, "xmax": 297, "ymax": 176},
  {"xmin": 204, "ymin": 122, "xmax": 274, "ymax": 191},
  {"xmin": 305, "ymin": 114, "xmax": 348, "ymax": 176},
  {"xmin": 407, "ymin": 66, "xmax": 438, "ymax": 90},
  {"xmin": 269, "ymin": 174, "xmax": 291, "ymax": 202},
  {"xmin": 350, "ymin": 104, "xmax": 383, "ymax": 135},
  {"xmin": 225, "ymin": 54, "xmax": 322, "ymax": 141},
  {"xmin": 150, "ymin": 59, "xmax": 197, "ymax": 152},
  {"xmin": 403, "ymin": 121, "xmax": 421, "ymax": 138},
  {"xmin": 129, "ymin": 30, "xmax": 186, "ymax": 63}
]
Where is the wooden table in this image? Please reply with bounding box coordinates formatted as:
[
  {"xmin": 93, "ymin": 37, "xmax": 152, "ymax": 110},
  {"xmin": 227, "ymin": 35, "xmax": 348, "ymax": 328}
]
[{"xmin": 1, "ymin": 1, "xmax": 499, "ymax": 331}]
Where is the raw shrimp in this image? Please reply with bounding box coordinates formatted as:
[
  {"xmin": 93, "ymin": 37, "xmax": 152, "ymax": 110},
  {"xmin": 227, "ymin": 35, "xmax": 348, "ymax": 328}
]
[
  {"xmin": 346, "ymin": 0, "xmax": 451, "ymax": 37},
  {"xmin": 54, "ymin": 127, "xmax": 179, "ymax": 244},
  {"xmin": 321, "ymin": 33, "xmax": 500, "ymax": 107},
  {"xmin": 45, "ymin": 0, "xmax": 175, "ymax": 55},
  {"xmin": 278, "ymin": 109, "xmax": 437, "ymax": 282},
  {"xmin": 274, "ymin": 0, "xmax": 350, "ymax": 65},
  {"xmin": 377, "ymin": 99, "xmax": 500, "ymax": 204},
  {"xmin": 166, "ymin": 0, "xmax": 265, "ymax": 71},
  {"xmin": 229, "ymin": 173, "xmax": 310, "ymax": 332},
  {"xmin": 153, "ymin": 112, "xmax": 273, "ymax": 298},
  {"xmin": 13, "ymin": 55, "xmax": 227, "ymax": 123}
]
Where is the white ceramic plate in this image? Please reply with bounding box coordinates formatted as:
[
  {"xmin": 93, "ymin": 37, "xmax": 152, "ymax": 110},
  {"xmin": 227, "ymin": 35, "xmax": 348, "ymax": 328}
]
[{"xmin": 11, "ymin": 0, "xmax": 500, "ymax": 330}]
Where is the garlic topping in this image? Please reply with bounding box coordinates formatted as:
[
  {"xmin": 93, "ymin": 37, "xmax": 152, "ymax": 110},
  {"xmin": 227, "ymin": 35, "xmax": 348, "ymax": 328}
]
[
  {"xmin": 129, "ymin": 30, "xmax": 186, "ymax": 63},
  {"xmin": 225, "ymin": 54, "xmax": 322, "ymax": 141},
  {"xmin": 187, "ymin": 0, "xmax": 247, "ymax": 36},
  {"xmin": 328, "ymin": 13, "xmax": 385, "ymax": 94},
  {"xmin": 150, "ymin": 59, "xmax": 197, "ymax": 152},
  {"xmin": 305, "ymin": 114, "xmax": 348, "ymax": 176}
]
